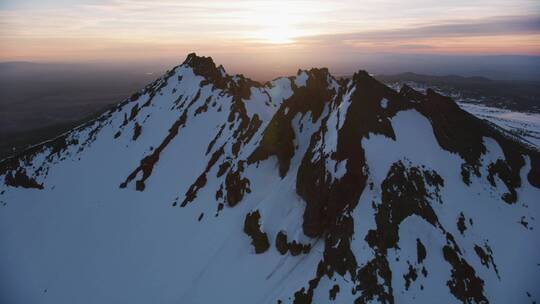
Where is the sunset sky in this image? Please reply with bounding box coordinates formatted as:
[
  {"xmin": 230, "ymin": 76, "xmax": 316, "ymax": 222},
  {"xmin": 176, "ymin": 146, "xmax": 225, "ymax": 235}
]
[{"xmin": 1, "ymin": 0, "xmax": 539, "ymax": 76}]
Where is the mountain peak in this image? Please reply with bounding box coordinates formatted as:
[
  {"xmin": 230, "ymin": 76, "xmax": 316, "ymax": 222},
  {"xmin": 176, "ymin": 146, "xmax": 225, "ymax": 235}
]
[
  {"xmin": 182, "ymin": 52, "xmax": 215, "ymax": 67},
  {"xmin": 182, "ymin": 52, "xmax": 226, "ymax": 81}
]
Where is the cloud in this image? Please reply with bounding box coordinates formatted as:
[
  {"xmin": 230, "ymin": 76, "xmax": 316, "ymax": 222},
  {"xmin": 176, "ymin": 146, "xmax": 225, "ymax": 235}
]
[
  {"xmin": 299, "ymin": 15, "xmax": 540, "ymax": 43},
  {"xmin": 395, "ymin": 44, "xmax": 436, "ymax": 50},
  {"xmin": 302, "ymin": 15, "xmax": 540, "ymax": 42}
]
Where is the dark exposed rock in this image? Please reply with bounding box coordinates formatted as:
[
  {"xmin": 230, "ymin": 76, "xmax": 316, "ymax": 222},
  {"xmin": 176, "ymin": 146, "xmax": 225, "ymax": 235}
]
[
  {"xmin": 443, "ymin": 245, "xmax": 488, "ymax": 303},
  {"xmin": 366, "ymin": 162, "xmax": 443, "ymax": 252},
  {"xmin": 461, "ymin": 164, "xmax": 472, "ymax": 185},
  {"xmin": 421, "ymin": 267, "xmax": 428, "ymax": 277},
  {"xmin": 354, "ymin": 254, "xmax": 394, "ymax": 304},
  {"xmin": 128, "ymin": 91, "xmax": 142, "ymax": 103},
  {"xmin": 122, "ymin": 113, "xmax": 128, "ymax": 126},
  {"xmin": 417, "ymin": 239, "xmax": 427, "ymax": 264},
  {"xmin": 217, "ymin": 202, "xmax": 224, "ymax": 213},
  {"xmin": 354, "ymin": 161, "xmax": 444, "ymax": 303},
  {"xmin": 474, "ymin": 243, "xmax": 499, "ymax": 278},
  {"xmin": 289, "ymin": 240, "xmax": 311, "ymax": 256},
  {"xmin": 183, "ymin": 53, "xmax": 228, "ymax": 89},
  {"xmin": 487, "ymin": 159, "xmax": 519, "ymax": 204},
  {"xmin": 232, "ymin": 114, "xmax": 262, "ymax": 156},
  {"xmin": 215, "ymin": 186, "xmax": 223, "ymax": 200},
  {"xmin": 292, "ymin": 275, "xmax": 322, "ymax": 304},
  {"xmin": 418, "ymin": 89, "xmax": 487, "ymax": 168},
  {"xmin": 414, "ymin": 88, "xmax": 540, "ymax": 199},
  {"xmin": 132, "ymin": 122, "xmax": 142, "ymax": 140},
  {"xmin": 290, "ymin": 71, "xmax": 509, "ymax": 304},
  {"xmin": 120, "ymin": 94, "xmax": 196, "ymax": 191},
  {"xmin": 225, "ymin": 161, "xmax": 250, "ymax": 207},
  {"xmin": 217, "ymin": 161, "xmax": 231, "ymax": 178},
  {"xmin": 206, "ymin": 124, "xmax": 226, "ymax": 155},
  {"xmin": 528, "ymin": 154, "xmax": 540, "ymax": 188},
  {"xmin": 194, "ymin": 96, "xmax": 212, "ymax": 116},
  {"xmin": 177, "ymin": 58, "xmax": 263, "ymax": 209},
  {"xmin": 5, "ymin": 170, "xmax": 43, "ymax": 189},
  {"xmin": 249, "ymin": 69, "xmax": 335, "ymax": 177},
  {"xmin": 293, "ymin": 288, "xmax": 310, "ymax": 304},
  {"xmin": 247, "ymin": 103, "xmax": 296, "ymax": 177},
  {"xmin": 181, "ymin": 146, "xmax": 224, "ymax": 207},
  {"xmin": 275, "ymin": 231, "xmax": 310, "ymax": 255},
  {"xmin": 457, "ymin": 213, "xmax": 467, "ymax": 234},
  {"xmin": 243, "ymin": 210, "xmax": 269, "ymax": 254},
  {"xmin": 291, "ymin": 73, "xmax": 413, "ymax": 299},
  {"xmin": 276, "ymin": 231, "xmax": 289, "ymax": 255},
  {"xmin": 399, "ymin": 84, "xmax": 426, "ymax": 102},
  {"xmin": 329, "ymin": 284, "xmax": 340, "ymax": 300},
  {"xmin": 403, "ymin": 264, "xmax": 418, "ymax": 290},
  {"xmin": 520, "ymin": 216, "xmax": 529, "ymax": 229},
  {"xmin": 298, "ymin": 70, "xmax": 413, "ymax": 250},
  {"xmin": 129, "ymin": 104, "xmax": 140, "ymax": 120}
]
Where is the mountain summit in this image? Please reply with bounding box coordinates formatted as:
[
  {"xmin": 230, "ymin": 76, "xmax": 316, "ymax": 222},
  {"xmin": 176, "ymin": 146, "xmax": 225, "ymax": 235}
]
[{"xmin": 1, "ymin": 53, "xmax": 539, "ymax": 304}]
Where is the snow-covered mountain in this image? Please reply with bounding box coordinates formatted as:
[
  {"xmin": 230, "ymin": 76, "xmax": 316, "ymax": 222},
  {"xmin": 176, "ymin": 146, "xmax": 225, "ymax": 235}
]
[
  {"xmin": 385, "ymin": 81, "xmax": 540, "ymax": 148},
  {"xmin": 1, "ymin": 54, "xmax": 539, "ymax": 304}
]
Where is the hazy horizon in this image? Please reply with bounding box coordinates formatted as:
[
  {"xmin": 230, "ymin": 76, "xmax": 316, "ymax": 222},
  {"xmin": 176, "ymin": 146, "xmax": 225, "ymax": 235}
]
[{"xmin": 2, "ymin": 53, "xmax": 540, "ymax": 81}]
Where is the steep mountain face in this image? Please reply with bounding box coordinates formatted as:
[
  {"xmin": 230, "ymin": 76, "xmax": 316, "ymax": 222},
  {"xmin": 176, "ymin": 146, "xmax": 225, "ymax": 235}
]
[{"xmin": 1, "ymin": 54, "xmax": 539, "ymax": 304}]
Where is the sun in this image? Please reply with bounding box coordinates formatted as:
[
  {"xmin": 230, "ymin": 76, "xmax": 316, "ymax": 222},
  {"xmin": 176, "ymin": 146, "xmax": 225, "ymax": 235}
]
[
  {"xmin": 243, "ymin": 1, "xmax": 308, "ymax": 44},
  {"xmin": 257, "ymin": 24, "xmax": 296, "ymax": 44}
]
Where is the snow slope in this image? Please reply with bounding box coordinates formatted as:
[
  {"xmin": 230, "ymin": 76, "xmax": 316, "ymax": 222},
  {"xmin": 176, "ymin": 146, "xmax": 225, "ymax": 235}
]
[
  {"xmin": 1, "ymin": 54, "xmax": 539, "ymax": 304},
  {"xmin": 387, "ymin": 80, "xmax": 540, "ymax": 149}
]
